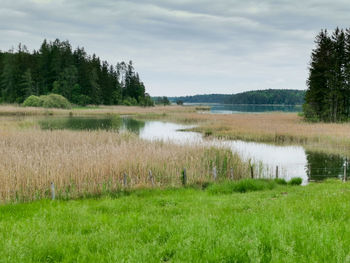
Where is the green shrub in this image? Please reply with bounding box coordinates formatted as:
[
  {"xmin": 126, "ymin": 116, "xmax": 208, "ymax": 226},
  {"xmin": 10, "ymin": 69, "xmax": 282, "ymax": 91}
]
[
  {"xmin": 22, "ymin": 95, "xmax": 43, "ymax": 107},
  {"xmin": 207, "ymin": 179, "xmax": 276, "ymax": 194},
  {"xmin": 23, "ymin": 94, "xmax": 71, "ymax": 109},
  {"xmin": 122, "ymin": 97, "xmax": 138, "ymax": 106},
  {"xmin": 41, "ymin": 94, "xmax": 71, "ymax": 109},
  {"xmin": 288, "ymin": 177, "xmax": 303, "ymax": 186},
  {"xmin": 274, "ymin": 178, "xmax": 287, "ymax": 185}
]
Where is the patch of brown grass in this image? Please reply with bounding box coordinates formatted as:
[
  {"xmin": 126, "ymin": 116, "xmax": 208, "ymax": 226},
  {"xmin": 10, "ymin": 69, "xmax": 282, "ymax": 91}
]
[
  {"xmin": 0, "ymin": 129, "xmax": 247, "ymax": 203},
  {"xmin": 0, "ymin": 104, "xmax": 195, "ymax": 116}
]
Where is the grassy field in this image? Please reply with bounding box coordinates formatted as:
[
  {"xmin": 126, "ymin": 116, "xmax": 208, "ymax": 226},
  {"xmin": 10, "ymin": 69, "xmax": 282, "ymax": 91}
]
[
  {"xmin": 0, "ymin": 180, "xmax": 349, "ymax": 262},
  {"xmin": 1, "ymin": 105, "xmax": 349, "ymax": 261}
]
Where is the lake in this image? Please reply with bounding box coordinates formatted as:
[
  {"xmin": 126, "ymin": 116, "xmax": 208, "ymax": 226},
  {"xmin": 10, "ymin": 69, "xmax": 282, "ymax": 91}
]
[
  {"xmin": 185, "ymin": 103, "xmax": 302, "ymax": 114},
  {"xmin": 39, "ymin": 116, "xmax": 346, "ymax": 184}
]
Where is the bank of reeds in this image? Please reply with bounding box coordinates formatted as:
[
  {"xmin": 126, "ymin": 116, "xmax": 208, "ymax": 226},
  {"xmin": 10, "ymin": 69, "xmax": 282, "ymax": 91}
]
[
  {"xmin": 0, "ymin": 104, "xmax": 195, "ymax": 116},
  {"xmin": 0, "ymin": 130, "xmax": 248, "ymax": 203}
]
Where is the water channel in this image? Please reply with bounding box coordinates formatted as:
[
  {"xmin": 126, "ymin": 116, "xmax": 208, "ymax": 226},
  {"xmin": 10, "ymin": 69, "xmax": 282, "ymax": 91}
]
[{"xmin": 39, "ymin": 116, "xmax": 345, "ymax": 184}]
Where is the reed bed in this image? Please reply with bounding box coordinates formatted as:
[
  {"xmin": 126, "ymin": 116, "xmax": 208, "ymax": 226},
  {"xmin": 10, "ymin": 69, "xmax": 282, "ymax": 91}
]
[
  {"xmin": 0, "ymin": 104, "xmax": 195, "ymax": 116},
  {"xmin": 0, "ymin": 129, "xmax": 248, "ymax": 203}
]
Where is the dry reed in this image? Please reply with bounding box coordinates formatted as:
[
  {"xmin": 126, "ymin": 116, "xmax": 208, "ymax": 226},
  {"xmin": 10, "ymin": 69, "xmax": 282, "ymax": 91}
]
[
  {"xmin": 0, "ymin": 104, "xmax": 195, "ymax": 116},
  {"xmin": 0, "ymin": 129, "xmax": 247, "ymax": 203}
]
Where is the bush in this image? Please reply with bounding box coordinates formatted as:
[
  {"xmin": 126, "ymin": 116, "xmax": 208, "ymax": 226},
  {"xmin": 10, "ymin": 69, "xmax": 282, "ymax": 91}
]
[
  {"xmin": 22, "ymin": 94, "xmax": 71, "ymax": 109},
  {"xmin": 207, "ymin": 179, "xmax": 277, "ymax": 194},
  {"xmin": 41, "ymin": 94, "xmax": 71, "ymax": 109},
  {"xmin": 22, "ymin": 95, "xmax": 43, "ymax": 107},
  {"xmin": 122, "ymin": 97, "xmax": 138, "ymax": 106},
  {"xmin": 288, "ymin": 177, "xmax": 303, "ymax": 186},
  {"xmin": 274, "ymin": 178, "xmax": 287, "ymax": 185}
]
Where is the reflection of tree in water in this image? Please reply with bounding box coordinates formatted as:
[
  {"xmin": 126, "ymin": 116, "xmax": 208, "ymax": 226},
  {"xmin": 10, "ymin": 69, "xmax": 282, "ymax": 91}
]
[
  {"xmin": 122, "ymin": 118, "xmax": 145, "ymax": 135},
  {"xmin": 39, "ymin": 116, "xmax": 145, "ymax": 133},
  {"xmin": 306, "ymin": 151, "xmax": 344, "ymax": 180}
]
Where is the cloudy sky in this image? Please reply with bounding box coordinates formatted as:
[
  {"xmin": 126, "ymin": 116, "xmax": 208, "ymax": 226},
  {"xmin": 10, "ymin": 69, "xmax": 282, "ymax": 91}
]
[{"xmin": 1, "ymin": 0, "xmax": 349, "ymax": 96}]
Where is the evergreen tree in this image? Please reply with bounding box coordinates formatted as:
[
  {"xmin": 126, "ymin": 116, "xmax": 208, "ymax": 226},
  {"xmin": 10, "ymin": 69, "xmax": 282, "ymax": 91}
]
[
  {"xmin": 0, "ymin": 39, "xmax": 152, "ymax": 106},
  {"xmin": 304, "ymin": 28, "xmax": 350, "ymax": 122}
]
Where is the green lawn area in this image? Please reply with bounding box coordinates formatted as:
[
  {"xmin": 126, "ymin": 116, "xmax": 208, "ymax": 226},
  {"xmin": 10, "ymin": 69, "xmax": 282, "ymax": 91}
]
[{"xmin": 1, "ymin": 180, "xmax": 350, "ymax": 262}]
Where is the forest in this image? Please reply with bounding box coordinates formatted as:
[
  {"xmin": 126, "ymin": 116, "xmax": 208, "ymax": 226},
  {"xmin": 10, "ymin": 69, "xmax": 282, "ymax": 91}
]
[
  {"xmin": 0, "ymin": 39, "xmax": 153, "ymax": 106},
  {"xmin": 170, "ymin": 89, "xmax": 305, "ymax": 105},
  {"xmin": 304, "ymin": 28, "xmax": 350, "ymax": 122}
]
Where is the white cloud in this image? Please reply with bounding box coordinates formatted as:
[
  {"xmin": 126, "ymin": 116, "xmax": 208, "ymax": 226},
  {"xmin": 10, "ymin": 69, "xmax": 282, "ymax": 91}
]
[{"xmin": 0, "ymin": 0, "xmax": 348, "ymax": 95}]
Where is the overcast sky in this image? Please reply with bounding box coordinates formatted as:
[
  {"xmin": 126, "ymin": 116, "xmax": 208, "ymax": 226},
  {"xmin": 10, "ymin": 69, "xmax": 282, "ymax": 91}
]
[{"xmin": 1, "ymin": 0, "xmax": 349, "ymax": 96}]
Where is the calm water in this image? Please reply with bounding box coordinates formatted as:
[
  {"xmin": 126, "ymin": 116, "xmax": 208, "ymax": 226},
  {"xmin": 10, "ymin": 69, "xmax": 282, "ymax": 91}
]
[
  {"xmin": 39, "ymin": 116, "xmax": 145, "ymax": 134},
  {"xmin": 187, "ymin": 103, "xmax": 302, "ymax": 114},
  {"xmin": 39, "ymin": 116, "xmax": 346, "ymax": 184}
]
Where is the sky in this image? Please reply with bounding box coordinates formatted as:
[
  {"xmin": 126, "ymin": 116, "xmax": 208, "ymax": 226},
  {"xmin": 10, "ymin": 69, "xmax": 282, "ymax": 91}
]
[{"xmin": 1, "ymin": 0, "xmax": 349, "ymax": 96}]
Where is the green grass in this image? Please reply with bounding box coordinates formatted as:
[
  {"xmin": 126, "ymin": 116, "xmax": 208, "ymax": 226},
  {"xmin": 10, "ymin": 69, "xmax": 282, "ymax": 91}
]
[{"xmin": 1, "ymin": 180, "xmax": 350, "ymax": 262}]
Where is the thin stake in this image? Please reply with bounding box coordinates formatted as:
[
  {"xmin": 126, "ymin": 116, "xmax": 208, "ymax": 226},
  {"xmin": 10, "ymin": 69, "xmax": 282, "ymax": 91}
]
[
  {"xmin": 181, "ymin": 168, "xmax": 187, "ymax": 186},
  {"xmin": 344, "ymin": 158, "xmax": 347, "ymax": 182},
  {"xmin": 213, "ymin": 166, "xmax": 217, "ymax": 181},
  {"xmin": 123, "ymin": 173, "xmax": 128, "ymax": 187},
  {"xmin": 149, "ymin": 170, "xmax": 155, "ymax": 186},
  {"xmin": 276, "ymin": 165, "xmax": 279, "ymax": 179},
  {"xmin": 230, "ymin": 167, "xmax": 234, "ymax": 180},
  {"xmin": 250, "ymin": 165, "xmax": 254, "ymax": 179},
  {"xmin": 50, "ymin": 182, "xmax": 55, "ymax": 200}
]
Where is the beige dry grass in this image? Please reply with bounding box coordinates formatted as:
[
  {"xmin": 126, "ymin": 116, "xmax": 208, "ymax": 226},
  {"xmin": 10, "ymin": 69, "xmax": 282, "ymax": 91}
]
[
  {"xmin": 0, "ymin": 104, "xmax": 195, "ymax": 116},
  {"xmin": 0, "ymin": 129, "xmax": 247, "ymax": 203}
]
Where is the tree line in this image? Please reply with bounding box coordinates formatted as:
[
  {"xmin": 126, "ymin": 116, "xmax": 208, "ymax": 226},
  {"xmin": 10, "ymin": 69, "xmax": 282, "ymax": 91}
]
[
  {"xmin": 304, "ymin": 28, "xmax": 350, "ymax": 122},
  {"xmin": 0, "ymin": 39, "xmax": 153, "ymax": 106},
  {"xmin": 169, "ymin": 89, "xmax": 305, "ymax": 105}
]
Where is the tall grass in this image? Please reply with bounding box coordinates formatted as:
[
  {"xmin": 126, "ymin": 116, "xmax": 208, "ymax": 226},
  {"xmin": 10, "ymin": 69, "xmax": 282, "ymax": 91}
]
[
  {"xmin": 0, "ymin": 104, "xmax": 195, "ymax": 116},
  {"xmin": 0, "ymin": 129, "xmax": 249, "ymax": 203}
]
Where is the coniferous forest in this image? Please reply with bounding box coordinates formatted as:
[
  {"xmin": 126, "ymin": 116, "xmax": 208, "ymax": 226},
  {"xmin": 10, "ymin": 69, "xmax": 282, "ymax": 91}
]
[
  {"xmin": 0, "ymin": 39, "xmax": 153, "ymax": 106},
  {"xmin": 304, "ymin": 28, "xmax": 350, "ymax": 122}
]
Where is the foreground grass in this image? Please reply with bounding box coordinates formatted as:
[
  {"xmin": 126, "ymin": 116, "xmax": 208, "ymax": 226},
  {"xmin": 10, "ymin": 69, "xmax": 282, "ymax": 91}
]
[{"xmin": 0, "ymin": 180, "xmax": 349, "ymax": 262}]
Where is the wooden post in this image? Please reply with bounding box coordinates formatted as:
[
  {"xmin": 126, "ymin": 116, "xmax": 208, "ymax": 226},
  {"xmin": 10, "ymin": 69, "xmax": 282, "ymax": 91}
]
[
  {"xmin": 181, "ymin": 168, "xmax": 187, "ymax": 186},
  {"xmin": 123, "ymin": 173, "xmax": 128, "ymax": 187},
  {"xmin": 250, "ymin": 165, "xmax": 254, "ymax": 179},
  {"xmin": 50, "ymin": 182, "xmax": 55, "ymax": 200},
  {"xmin": 276, "ymin": 165, "xmax": 279, "ymax": 179},
  {"xmin": 149, "ymin": 170, "xmax": 155, "ymax": 186},
  {"xmin": 344, "ymin": 159, "xmax": 347, "ymax": 182},
  {"xmin": 213, "ymin": 166, "xmax": 217, "ymax": 181},
  {"xmin": 230, "ymin": 168, "xmax": 234, "ymax": 180}
]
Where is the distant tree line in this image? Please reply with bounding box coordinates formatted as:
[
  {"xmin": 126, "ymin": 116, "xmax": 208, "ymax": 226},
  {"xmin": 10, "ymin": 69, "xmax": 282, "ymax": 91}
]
[
  {"xmin": 169, "ymin": 89, "xmax": 305, "ymax": 105},
  {"xmin": 153, "ymin": 96, "xmax": 171, "ymax": 105},
  {"xmin": 304, "ymin": 28, "xmax": 350, "ymax": 122},
  {"xmin": 0, "ymin": 39, "xmax": 153, "ymax": 106}
]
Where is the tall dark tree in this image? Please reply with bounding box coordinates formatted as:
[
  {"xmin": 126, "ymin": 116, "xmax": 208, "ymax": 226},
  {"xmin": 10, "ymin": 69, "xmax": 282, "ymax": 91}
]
[
  {"xmin": 0, "ymin": 39, "xmax": 153, "ymax": 106},
  {"xmin": 304, "ymin": 28, "xmax": 350, "ymax": 122}
]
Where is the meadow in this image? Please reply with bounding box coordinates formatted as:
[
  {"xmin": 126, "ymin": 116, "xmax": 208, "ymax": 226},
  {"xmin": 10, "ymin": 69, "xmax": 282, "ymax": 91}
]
[
  {"xmin": 1, "ymin": 104, "xmax": 350, "ymax": 261},
  {"xmin": 0, "ymin": 180, "xmax": 349, "ymax": 262}
]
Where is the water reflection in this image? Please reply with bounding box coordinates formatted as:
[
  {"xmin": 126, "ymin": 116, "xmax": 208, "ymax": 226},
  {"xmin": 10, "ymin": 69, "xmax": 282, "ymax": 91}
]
[
  {"xmin": 39, "ymin": 116, "xmax": 145, "ymax": 133},
  {"xmin": 306, "ymin": 151, "xmax": 345, "ymax": 180}
]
